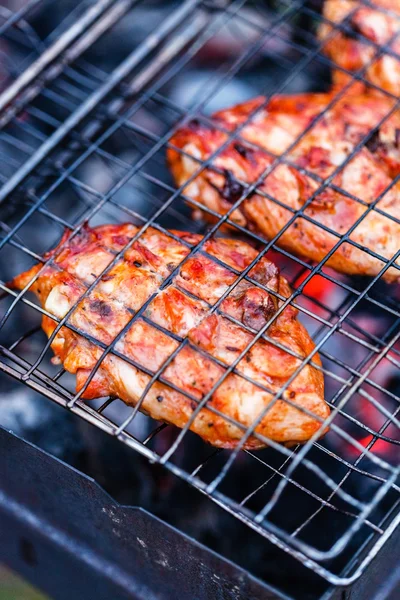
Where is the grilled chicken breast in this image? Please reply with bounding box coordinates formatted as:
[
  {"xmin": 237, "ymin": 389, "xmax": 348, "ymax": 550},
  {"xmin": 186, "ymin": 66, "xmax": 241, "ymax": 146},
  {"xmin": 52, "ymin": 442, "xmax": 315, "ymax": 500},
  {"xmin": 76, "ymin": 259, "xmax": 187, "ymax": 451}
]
[
  {"xmin": 318, "ymin": 0, "xmax": 400, "ymax": 95},
  {"xmin": 11, "ymin": 223, "xmax": 328, "ymax": 449},
  {"xmin": 168, "ymin": 92, "xmax": 400, "ymax": 282}
]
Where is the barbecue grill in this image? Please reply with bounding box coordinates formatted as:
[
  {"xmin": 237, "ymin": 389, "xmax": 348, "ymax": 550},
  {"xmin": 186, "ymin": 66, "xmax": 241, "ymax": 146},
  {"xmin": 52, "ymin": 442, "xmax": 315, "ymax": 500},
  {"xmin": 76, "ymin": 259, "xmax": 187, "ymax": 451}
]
[{"xmin": 0, "ymin": 0, "xmax": 399, "ymax": 599}]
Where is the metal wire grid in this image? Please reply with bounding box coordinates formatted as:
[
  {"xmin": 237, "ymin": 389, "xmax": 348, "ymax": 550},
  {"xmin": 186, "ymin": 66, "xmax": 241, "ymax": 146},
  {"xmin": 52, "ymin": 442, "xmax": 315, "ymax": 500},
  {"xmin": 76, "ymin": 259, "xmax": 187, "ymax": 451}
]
[{"xmin": 0, "ymin": 0, "xmax": 399, "ymax": 586}]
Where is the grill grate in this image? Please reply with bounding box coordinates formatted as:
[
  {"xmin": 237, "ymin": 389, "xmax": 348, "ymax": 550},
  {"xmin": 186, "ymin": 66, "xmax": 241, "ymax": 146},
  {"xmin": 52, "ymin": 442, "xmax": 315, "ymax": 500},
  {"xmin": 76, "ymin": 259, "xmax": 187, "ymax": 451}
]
[{"xmin": 0, "ymin": 0, "xmax": 399, "ymax": 588}]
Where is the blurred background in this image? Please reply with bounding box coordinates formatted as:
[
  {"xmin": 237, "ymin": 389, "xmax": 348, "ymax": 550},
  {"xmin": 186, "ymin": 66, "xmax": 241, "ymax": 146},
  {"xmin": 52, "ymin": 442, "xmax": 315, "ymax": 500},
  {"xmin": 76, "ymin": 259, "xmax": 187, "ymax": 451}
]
[{"xmin": 0, "ymin": 565, "xmax": 47, "ymax": 600}]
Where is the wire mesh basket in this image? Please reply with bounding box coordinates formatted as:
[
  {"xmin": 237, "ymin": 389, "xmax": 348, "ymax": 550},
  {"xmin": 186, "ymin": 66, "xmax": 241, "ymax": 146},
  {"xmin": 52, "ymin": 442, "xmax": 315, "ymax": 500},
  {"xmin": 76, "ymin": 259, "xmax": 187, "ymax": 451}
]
[{"xmin": 0, "ymin": 0, "xmax": 399, "ymax": 586}]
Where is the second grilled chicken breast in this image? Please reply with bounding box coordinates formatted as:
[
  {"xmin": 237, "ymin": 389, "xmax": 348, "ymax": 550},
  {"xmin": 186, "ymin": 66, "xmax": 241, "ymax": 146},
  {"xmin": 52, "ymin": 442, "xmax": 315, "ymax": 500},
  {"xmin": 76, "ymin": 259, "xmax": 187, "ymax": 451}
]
[
  {"xmin": 11, "ymin": 223, "xmax": 328, "ymax": 449},
  {"xmin": 318, "ymin": 0, "xmax": 400, "ymax": 95},
  {"xmin": 168, "ymin": 92, "xmax": 400, "ymax": 282}
]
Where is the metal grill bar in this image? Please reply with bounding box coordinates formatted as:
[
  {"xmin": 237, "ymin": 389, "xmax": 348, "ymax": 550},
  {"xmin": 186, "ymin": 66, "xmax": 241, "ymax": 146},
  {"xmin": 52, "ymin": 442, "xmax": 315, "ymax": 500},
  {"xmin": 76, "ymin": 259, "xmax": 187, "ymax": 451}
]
[
  {"xmin": 0, "ymin": 0, "xmax": 118, "ymax": 114},
  {"xmin": 1, "ymin": 266, "xmax": 398, "ymax": 451},
  {"xmin": 0, "ymin": 0, "xmax": 140, "ymax": 129},
  {"xmin": 0, "ymin": 4, "xmax": 396, "ymax": 436},
  {"xmin": 1, "ymin": 0, "xmax": 396, "ymax": 454},
  {"xmin": 0, "ymin": 0, "xmax": 203, "ymax": 205},
  {"xmin": 0, "ymin": 200, "xmax": 395, "ymax": 407},
  {"xmin": 132, "ymin": 94, "xmax": 400, "ymax": 227},
  {"xmin": 1, "ymin": 347, "xmax": 398, "ymax": 588},
  {"xmin": 117, "ymin": 118, "xmax": 400, "ymax": 320},
  {"xmin": 0, "ymin": 0, "xmax": 399, "ymax": 589}
]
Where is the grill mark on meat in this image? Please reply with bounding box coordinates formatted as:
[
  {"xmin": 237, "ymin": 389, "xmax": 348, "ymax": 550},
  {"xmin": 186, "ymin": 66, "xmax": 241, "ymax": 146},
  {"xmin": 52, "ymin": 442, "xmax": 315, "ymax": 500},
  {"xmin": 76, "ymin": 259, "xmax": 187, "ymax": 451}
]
[
  {"xmin": 221, "ymin": 169, "xmax": 245, "ymax": 204},
  {"xmin": 395, "ymin": 128, "xmax": 400, "ymax": 148},
  {"xmin": 168, "ymin": 89, "xmax": 400, "ymax": 282},
  {"xmin": 242, "ymin": 294, "xmax": 276, "ymax": 330},
  {"xmin": 205, "ymin": 169, "xmax": 245, "ymax": 205},
  {"xmin": 344, "ymin": 17, "xmax": 364, "ymax": 41},
  {"xmin": 113, "ymin": 235, "xmax": 131, "ymax": 247},
  {"xmin": 365, "ymin": 130, "xmax": 381, "ymax": 152},
  {"xmin": 187, "ymin": 118, "xmax": 209, "ymax": 132},
  {"xmin": 234, "ymin": 142, "xmax": 256, "ymax": 163},
  {"xmin": 319, "ymin": 0, "xmax": 400, "ymax": 99},
  {"xmin": 90, "ymin": 299, "xmax": 113, "ymax": 317},
  {"xmin": 11, "ymin": 223, "xmax": 329, "ymax": 449},
  {"xmin": 366, "ymin": 129, "xmax": 400, "ymax": 156}
]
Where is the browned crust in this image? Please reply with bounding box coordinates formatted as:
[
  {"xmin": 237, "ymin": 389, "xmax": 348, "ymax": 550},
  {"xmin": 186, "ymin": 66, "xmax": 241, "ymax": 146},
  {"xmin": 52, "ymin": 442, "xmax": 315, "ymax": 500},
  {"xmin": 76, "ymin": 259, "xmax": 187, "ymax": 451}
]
[
  {"xmin": 168, "ymin": 92, "xmax": 400, "ymax": 282},
  {"xmin": 318, "ymin": 0, "xmax": 400, "ymax": 96},
  {"xmin": 11, "ymin": 223, "xmax": 329, "ymax": 449}
]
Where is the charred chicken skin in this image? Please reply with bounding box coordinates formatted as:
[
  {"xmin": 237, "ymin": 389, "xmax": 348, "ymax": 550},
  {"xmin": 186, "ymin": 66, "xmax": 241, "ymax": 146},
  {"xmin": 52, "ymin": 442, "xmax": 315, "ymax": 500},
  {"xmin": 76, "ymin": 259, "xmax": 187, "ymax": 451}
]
[
  {"xmin": 11, "ymin": 223, "xmax": 328, "ymax": 449},
  {"xmin": 318, "ymin": 0, "xmax": 400, "ymax": 95},
  {"xmin": 168, "ymin": 92, "xmax": 400, "ymax": 282}
]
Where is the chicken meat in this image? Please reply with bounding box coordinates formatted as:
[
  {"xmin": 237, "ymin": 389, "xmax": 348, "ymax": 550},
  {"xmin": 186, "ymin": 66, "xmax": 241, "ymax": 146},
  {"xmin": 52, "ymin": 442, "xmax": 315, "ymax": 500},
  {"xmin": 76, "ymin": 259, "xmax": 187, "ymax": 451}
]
[
  {"xmin": 11, "ymin": 223, "xmax": 328, "ymax": 449},
  {"xmin": 168, "ymin": 92, "xmax": 400, "ymax": 282},
  {"xmin": 318, "ymin": 0, "xmax": 400, "ymax": 95}
]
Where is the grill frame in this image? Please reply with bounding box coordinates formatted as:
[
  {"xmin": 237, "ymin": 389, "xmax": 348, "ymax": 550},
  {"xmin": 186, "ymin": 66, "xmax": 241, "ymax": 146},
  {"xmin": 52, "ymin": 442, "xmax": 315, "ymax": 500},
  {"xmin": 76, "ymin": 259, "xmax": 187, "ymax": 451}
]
[
  {"xmin": 0, "ymin": 0, "xmax": 399, "ymax": 589},
  {"xmin": 1, "ymin": 425, "xmax": 400, "ymax": 600}
]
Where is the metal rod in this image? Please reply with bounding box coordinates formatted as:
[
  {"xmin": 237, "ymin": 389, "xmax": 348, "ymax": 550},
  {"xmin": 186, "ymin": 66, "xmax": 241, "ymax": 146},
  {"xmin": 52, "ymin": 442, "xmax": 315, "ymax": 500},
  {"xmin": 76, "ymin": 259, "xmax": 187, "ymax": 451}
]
[
  {"xmin": 0, "ymin": 0, "xmax": 399, "ymax": 585},
  {"xmin": 0, "ymin": 0, "xmax": 118, "ymax": 114},
  {"xmin": 0, "ymin": 0, "xmax": 141, "ymax": 130},
  {"xmin": 1, "ymin": 353, "xmax": 398, "ymax": 589},
  {"xmin": 0, "ymin": 0, "xmax": 201, "ymax": 205},
  {"xmin": 0, "ymin": 0, "xmax": 45, "ymax": 39},
  {"xmin": 29, "ymin": 9, "xmax": 208, "ymax": 177}
]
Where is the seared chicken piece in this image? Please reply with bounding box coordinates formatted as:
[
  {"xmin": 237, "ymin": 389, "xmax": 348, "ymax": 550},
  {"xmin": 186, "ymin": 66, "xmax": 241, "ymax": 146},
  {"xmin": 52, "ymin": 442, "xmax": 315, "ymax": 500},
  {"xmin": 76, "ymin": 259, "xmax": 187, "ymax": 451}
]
[
  {"xmin": 11, "ymin": 223, "xmax": 328, "ymax": 449},
  {"xmin": 318, "ymin": 0, "xmax": 400, "ymax": 95},
  {"xmin": 168, "ymin": 92, "xmax": 400, "ymax": 282}
]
